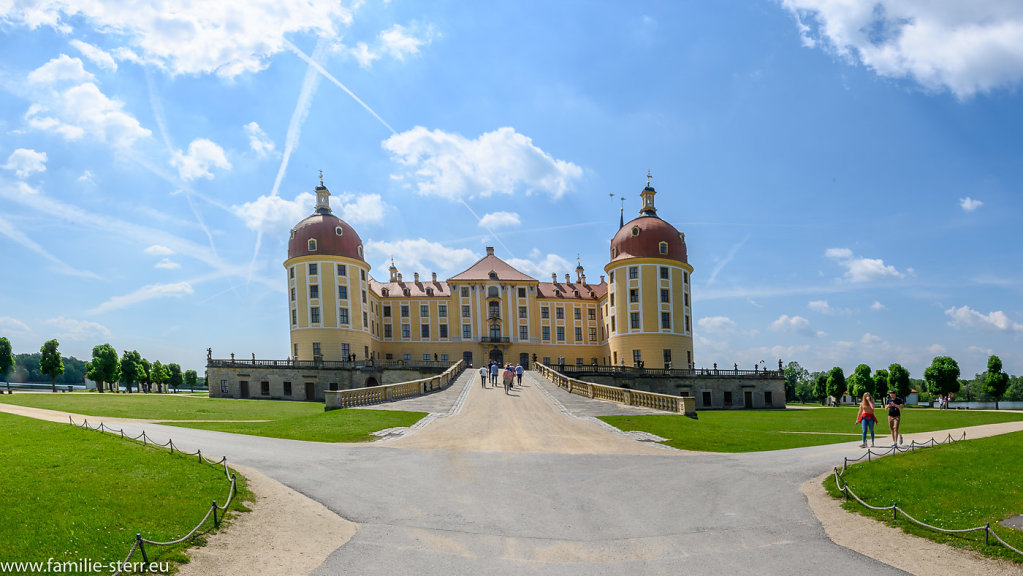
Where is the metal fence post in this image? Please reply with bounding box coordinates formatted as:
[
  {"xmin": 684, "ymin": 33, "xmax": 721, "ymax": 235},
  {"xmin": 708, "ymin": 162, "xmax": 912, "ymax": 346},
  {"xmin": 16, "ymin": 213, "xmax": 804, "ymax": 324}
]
[
  {"xmin": 213, "ymin": 501, "xmax": 219, "ymax": 528},
  {"xmin": 985, "ymin": 522, "xmax": 990, "ymax": 546},
  {"xmin": 893, "ymin": 502, "xmax": 898, "ymax": 521},
  {"xmin": 137, "ymin": 534, "xmax": 148, "ymax": 564}
]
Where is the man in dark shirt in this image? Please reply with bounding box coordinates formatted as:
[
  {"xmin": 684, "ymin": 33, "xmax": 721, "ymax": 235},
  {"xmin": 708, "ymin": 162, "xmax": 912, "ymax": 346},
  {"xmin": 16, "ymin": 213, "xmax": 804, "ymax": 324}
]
[{"xmin": 886, "ymin": 390, "xmax": 905, "ymax": 445}]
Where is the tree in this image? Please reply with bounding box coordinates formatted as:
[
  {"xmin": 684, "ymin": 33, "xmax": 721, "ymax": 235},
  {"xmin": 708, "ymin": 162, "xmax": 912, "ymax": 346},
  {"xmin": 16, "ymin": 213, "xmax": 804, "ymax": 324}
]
[
  {"xmin": 120, "ymin": 350, "xmax": 144, "ymax": 394},
  {"xmin": 812, "ymin": 372, "xmax": 829, "ymax": 404},
  {"xmin": 85, "ymin": 344, "xmax": 120, "ymax": 394},
  {"xmin": 847, "ymin": 364, "xmax": 872, "ymax": 398},
  {"xmin": 872, "ymin": 368, "xmax": 889, "ymax": 400},
  {"xmin": 140, "ymin": 358, "xmax": 152, "ymax": 393},
  {"xmin": 184, "ymin": 369, "xmax": 198, "ymax": 393},
  {"xmin": 783, "ymin": 361, "xmax": 808, "ymax": 402},
  {"xmin": 0, "ymin": 337, "xmax": 13, "ymax": 393},
  {"xmin": 887, "ymin": 363, "xmax": 911, "ymax": 398},
  {"xmin": 167, "ymin": 363, "xmax": 183, "ymax": 393},
  {"xmin": 984, "ymin": 355, "xmax": 1010, "ymax": 410},
  {"xmin": 40, "ymin": 339, "xmax": 64, "ymax": 393},
  {"xmin": 924, "ymin": 356, "xmax": 961, "ymax": 400},
  {"xmin": 825, "ymin": 366, "xmax": 846, "ymax": 404},
  {"xmin": 151, "ymin": 361, "xmax": 167, "ymax": 394}
]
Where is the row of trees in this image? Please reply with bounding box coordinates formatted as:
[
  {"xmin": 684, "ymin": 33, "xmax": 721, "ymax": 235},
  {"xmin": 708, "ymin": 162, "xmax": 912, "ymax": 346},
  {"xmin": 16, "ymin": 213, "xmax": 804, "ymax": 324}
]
[
  {"xmin": 784, "ymin": 354, "xmax": 1015, "ymax": 409},
  {"xmin": 0, "ymin": 337, "xmax": 199, "ymax": 394}
]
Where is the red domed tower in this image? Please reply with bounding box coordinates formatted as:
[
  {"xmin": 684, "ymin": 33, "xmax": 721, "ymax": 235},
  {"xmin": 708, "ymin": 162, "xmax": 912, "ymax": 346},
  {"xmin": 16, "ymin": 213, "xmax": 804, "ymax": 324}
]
[
  {"xmin": 284, "ymin": 178, "xmax": 372, "ymax": 362},
  {"xmin": 603, "ymin": 174, "xmax": 694, "ymax": 369}
]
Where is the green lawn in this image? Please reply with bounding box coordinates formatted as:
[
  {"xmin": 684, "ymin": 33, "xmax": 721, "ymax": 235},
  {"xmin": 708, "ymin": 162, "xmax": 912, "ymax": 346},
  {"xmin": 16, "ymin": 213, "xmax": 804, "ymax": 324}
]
[
  {"xmin": 600, "ymin": 407, "xmax": 1023, "ymax": 452},
  {"xmin": 0, "ymin": 412, "xmax": 251, "ymax": 572},
  {"xmin": 162, "ymin": 408, "xmax": 428, "ymax": 442},
  {"xmin": 824, "ymin": 431, "xmax": 1023, "ymax": 563}
]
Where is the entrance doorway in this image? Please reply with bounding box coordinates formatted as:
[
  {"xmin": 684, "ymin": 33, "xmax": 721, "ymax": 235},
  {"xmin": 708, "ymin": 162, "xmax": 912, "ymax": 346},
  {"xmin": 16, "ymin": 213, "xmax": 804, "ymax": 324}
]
[
  {"xmin": 489, "ymin": 348, "xmax": 503, "ymax": 365},
  {"xmin": 519, "ymin": 353, "xmax": 530, "ymax": 369},
  {"xmin": 305, "ymin": 382, "xmax": 315, "ymax": 401},
  {"xmin": 239, "ymin": 381, "xmax": 249, "ymax": 398},
  {"xmin": 462, "ymin": 351, "xmax": 473, "ymax": 367},
  {"xmin": 744, "ymin": 390, "xmax": 753, "ymax": 409}
]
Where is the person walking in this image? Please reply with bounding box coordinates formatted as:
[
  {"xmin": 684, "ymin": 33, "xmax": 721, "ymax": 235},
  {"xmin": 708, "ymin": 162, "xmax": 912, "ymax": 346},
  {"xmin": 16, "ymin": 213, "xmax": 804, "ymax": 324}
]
[
  {"xmin": 503, "ymin": 365, "xmax": 513, "ymax": 394},
  {"xmin": 515, "ymin": 363, "xmax": 523, "ymax": 386},
  {"xmin": 480, "ymin": 365, "xmax": 488, "ymax": 388},
  {"xmin": 886, "ymin": 389, "xmax": 905, "ymax": 446},
  {"xmin": 490, "ymin": 362, "xmax": 499, "ymax": 386},
  {"xmin": 856, "ymin": 392, "xmax": 876, "ymax": 448}
]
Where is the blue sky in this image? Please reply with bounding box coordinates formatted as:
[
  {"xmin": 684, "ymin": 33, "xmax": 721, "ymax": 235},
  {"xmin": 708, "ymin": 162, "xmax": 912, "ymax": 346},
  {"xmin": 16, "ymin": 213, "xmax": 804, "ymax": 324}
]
[{"xmin": 1, "ymin": 1, "xmax": 1022, "ymax": 376}]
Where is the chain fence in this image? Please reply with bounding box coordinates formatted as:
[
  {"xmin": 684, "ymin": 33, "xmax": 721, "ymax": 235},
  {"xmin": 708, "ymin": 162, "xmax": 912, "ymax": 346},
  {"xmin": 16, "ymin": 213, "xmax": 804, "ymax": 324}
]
[
  {"xmin": 833, "ymin": 431, "xmax": 1021, "ymax": 558},
  {"xmin": 68, "ymin": 417, "xmax": 239, "ymax": 575}
]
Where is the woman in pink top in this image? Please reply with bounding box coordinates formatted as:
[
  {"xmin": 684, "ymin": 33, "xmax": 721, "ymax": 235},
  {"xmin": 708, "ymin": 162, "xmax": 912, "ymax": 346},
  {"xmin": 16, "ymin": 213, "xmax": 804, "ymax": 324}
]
[{"xmin": 856, "ymin": 392, "xmax": 876, "ymax": 448}]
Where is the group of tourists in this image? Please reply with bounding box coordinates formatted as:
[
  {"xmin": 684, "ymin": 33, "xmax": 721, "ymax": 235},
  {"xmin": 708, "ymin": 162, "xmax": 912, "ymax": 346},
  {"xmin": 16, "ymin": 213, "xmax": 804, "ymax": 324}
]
[
  {"xmin": 479, "ymin": 361, "xmax": 524, "ymax": 394},
  {"xmin": 855, "ymin": 390, "xmax": 905, "ymax": 448}
]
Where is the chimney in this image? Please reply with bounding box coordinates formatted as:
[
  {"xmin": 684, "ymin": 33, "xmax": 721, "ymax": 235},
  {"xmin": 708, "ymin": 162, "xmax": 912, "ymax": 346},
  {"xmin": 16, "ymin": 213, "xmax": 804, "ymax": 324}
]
[
  {"xmin": 432, "ymin": 272, "xmax": 437, "ymax": 282},
  {"xmin": 486, "ymin": 246, "xmax": 495, "ymax": 256},
  {"xmin": 600, "ymin": 275, "xmax": 605, "ymax": 283},
  {"xmin": 414, "ymin": 272, "xmax": 420, "ymax": 283},
  {"xmin": 551, "ymin": 273, "xmax": 557, "ymax": 282},
  {"xmin": 581, "ymin": 273, "xmax": 587, "ymax": 284},
  {"xmin": 397, "ymin": 273, "xmax": 403, "ymax": 282},
  {"xmin": 565, "ymin": 273, "xmax": 570, "ymax": 283}
]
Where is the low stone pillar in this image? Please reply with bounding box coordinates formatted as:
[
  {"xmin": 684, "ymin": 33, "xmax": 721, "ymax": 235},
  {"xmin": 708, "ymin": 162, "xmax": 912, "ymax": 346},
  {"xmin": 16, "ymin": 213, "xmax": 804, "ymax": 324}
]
[
  {"xmin": 623, "ymin": 390, "xmax": 632, "ymax": 405},
  {"xmin": 680, "ymin": 396, "xmax": 697, "ymax": 418},
  {"xmin": 324, "ymin": 390, "xmax": 343, "ymax": 411},
  {"xmin": 385, "ymin": 387, "xmax": 393, "ymax": 401}
]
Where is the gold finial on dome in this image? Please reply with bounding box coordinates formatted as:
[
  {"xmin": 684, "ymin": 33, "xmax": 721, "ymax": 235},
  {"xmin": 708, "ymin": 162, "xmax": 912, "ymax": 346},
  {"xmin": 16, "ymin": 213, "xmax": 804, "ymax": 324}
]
[
  {"xmin": 646, "ymin": 170, "xmax": 652, "ymax": 188},
  {"xmin": 319, "ymin": 169, "xmax": 324, "ymax": 187}
]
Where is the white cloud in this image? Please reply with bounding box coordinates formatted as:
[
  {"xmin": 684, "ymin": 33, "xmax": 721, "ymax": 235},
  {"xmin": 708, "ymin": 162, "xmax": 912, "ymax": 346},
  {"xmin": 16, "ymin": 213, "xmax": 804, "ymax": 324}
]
[
  {"xmin": 2, "ymin": 1, "xmax": 354, "ymax": 79},
  {"xmin": 871, "ymin": 300, "xmax": 886, "ymax": 311},
  {"xmin": 770, "ymin": 314, "xmax": 815, "ymax": 336},
  {"xmin": 0, "ymin": 317, "xmax": 32, "ymax": 334},
  {"xmin": 349, "ymin": 41, "xmax": 380, "ymax": 68},
  {"xmin": 144, "ymin": 244, "xmax": 174, "ymax": 256},
  {"xmin": 77, "ymin": 170, "xmax": 94, "ymax": 184},
  {"xmin": 478, "ymin": 211, "xmax": 521, "ymax": 229},
  {"xmin": 25, "ymin": 76, "xmax": 151, "ymax": 148},
  {"xmin": 27, "ymin": 54, "xmax": 94, "ymax": 85},
  {"xmin": 46, "ymin": 316, "xmax": 111, "ymax": 340},
  {"xmin": 69, "ymin": 39, "xmax": 117, "ymax": 71},
  {"xmin": 808, "ymin": 299, "xmax": 851, "ymax": 315},
  {"xmin": 860, "ymin": 332, "xmax": 883, "ymax": 345},
  {"xmin": 697, "ymin": 316, "xmax": 738, "ymax": 335},
  {"xmin": 155, "ymin": 258, "xmax": 180, "ymax": 270},
  {"xmin": 233, "ymin": 191, "xmax": 314, "ymax": 236},
  {"xmin": 505, "ymin": 250, "xmax": 572, "ymax": 281},
  {"xmin": 366, "ymin": 239, "xmax": 477, "ymax": 278},
  {"xmin": 945, "ymin": 305, "xmax": 1023, "ymax": 332},
  {"xmin": 3, "ymin": 149, "xmax": 48, "ymax": 178},
  {"xmin": 928, "ymin": 343, "xmax": 948, "ymax": 355},
  {"xmin": 781, "ymin": 1, "xmax": 1023, "ymax": 98},
  {"xmin": 825, "ymin": 247, "xmax": 903, "ymax": 282},
  {"xmin": 337, "ymin": 193, "xmax": 387, "ymax": 225},
  {"xmin": 171, "ymin": 138, "xmax": 231, "ymax": 181},
  {"xmin": 379, "ymin": 23, "xmax": 436, "ymax": 61},
  {"xmin": 90, "ymin": 282, "xmax": 195, "ymax": 314},
  {"xmin": 383, "ymin": 126, "xmax": 583, "ymax": 201},
  {"xmin": 960, "ymin": 196, "xmax": 983, "ymax": 211},
  {"xmin": 243, "ymin": 122, "xmax": 276, "ymax": 158}
]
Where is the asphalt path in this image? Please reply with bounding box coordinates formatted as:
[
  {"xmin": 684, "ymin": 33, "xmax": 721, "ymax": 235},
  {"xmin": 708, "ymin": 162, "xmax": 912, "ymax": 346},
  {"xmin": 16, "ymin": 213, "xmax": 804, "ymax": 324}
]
[{"xmin": 6, "ymin": 372, "xmax": 1020, "ymax": 575}]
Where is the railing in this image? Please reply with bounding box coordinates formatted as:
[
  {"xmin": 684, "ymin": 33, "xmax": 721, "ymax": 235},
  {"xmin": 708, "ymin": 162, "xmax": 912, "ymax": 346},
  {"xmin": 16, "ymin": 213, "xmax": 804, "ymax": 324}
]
[
  {"xmin": 556, "ymin": 364, "xmax": 784, "ymax": 379},
  {"xmin": 207, "ymin": 358, "xmax": 451, "ymax": 370},
  {"xmin": 325, "ymin": 360, "xmax": 466, "ymax": 409},
  {"xmin": 480, "ymin": 336, "xmax": 511, "ymax": 344},
  {"xmin": 534, "ymin": 363, "xmax": 696, "ymax": 417}
]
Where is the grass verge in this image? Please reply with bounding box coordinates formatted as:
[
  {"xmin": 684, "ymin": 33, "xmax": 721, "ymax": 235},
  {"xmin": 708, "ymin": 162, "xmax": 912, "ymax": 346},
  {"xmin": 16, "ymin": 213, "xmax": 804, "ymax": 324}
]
[
  {"xmin": 161, "ymin": 408, "xmax": 428, "ymax": 442},
  {"xmin": 600, "ymin": 407, "xmax": 1023, "ymax": 452},
  {"xmin": 0, "ymin": 392, "xmax": 320, "ymax": 420},
  {"xmin": 0, "ymin": 411, "xmax": 251, "ymax": 572},
  {"xmin": 823, "ymin": 431, "xmax": 1023, "ymax": 564}
]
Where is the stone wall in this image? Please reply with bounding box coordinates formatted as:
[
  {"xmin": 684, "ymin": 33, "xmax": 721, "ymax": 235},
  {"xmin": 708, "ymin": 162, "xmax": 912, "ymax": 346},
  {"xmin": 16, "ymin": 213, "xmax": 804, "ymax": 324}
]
[
  {"xmin": 578, "ymin": 374, "xmax": 786, "ymax": 410},
  {"xmin": 206, "ymin": 364, "xmax": 448, "ymax": 402}
]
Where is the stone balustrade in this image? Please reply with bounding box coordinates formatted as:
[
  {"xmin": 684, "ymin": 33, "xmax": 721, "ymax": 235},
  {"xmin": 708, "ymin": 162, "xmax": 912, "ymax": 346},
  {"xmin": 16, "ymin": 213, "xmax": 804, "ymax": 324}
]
[
  {"xmin": 535, "ymin": 363, "xmax": 696, "ymax": 418},
  {"xmin": 324, "ymin": 360, "xmax": 465, "ymax": 410}
]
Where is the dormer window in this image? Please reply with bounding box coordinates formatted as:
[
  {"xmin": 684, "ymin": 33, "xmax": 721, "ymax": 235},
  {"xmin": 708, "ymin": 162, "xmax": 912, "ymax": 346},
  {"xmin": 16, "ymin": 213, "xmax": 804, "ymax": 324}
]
[
  {"xmin": 426, "ymin": 288, "xmax": 434, "ymax": 296},
  {"xmin": 659, "ymin": 241, "xmax": 668, "ymax": 254},
  {"xmin": 357, "ymin": 245, "xmax": 363, "ymax": 258},
  {"xmin": 611, "ymin": 247, "xmax": 617, "ymax": 258},
  {"xmin": 290, "ymin": 229, "xmax": 296, "ymax": 239},
  {"xmin": 554, "ymin": 290, "xmax": 561, "ymax": 297},
  {"xmin": 488, "ymin": 271, "xmax": 498, "ymax": 280},
  {"xmin": 631, "ymin": 226, "xmax": 640, "ymax": 237},
  {"xmin": 335, "ymin": 226, "xmax": 344, "ymax": 236},
  {"xmin": 403, "ymin": 288, "xmax": 410, "ymax": 296},
  {"xmin": 308, "ymin": 238, "xmax": 317, "ymax": 251},
  {"xmin": 574, "ymin": 290, "xmax": 580, "ymax": 297},
  {"xmin": 382, "ymin": 288, "xmax": 389, "ymax": 296}
]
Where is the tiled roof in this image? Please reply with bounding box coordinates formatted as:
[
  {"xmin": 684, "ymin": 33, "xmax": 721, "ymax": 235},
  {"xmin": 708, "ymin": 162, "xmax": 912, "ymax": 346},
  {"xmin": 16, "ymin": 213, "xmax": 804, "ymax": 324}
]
[
  {"xmin": 369, "ymin": 277, "xmax": 452, "ymax": 298},
  {"xmin": 448, "ymin": 253, "xmax": 536, "ymax": 282},
  {"xmin": 536, "ymin": 281, "xmax": 607, "ymax": 300}
]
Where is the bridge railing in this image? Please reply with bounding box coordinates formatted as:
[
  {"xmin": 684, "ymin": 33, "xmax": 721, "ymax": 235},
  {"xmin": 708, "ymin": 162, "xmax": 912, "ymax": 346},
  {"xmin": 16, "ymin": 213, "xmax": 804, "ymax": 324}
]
[
  {"xmin": 324, "ymin": 361, "xmax": 465, "ymax": 410},
  {"xmin": 534, "ymin": 363, "xmax": 696, "ymax": 417}
]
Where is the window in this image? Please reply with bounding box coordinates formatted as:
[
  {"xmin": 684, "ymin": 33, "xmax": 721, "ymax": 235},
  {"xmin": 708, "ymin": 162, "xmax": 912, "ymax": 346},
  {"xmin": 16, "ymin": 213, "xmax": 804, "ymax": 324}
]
[
  {"xmin": 662, "ymin": 349, "xmax": 672, "ymax": 365},
  {"xmin": 541, "ymin": 307, "xmax": 549, "ymax": 319},
  {"xmin": 589, "ymin": 327, "xmax": 597, "ymax": 342},
  {"xmin": 401, "ymin": 324, "xmax": 410, "ymax": 338},
  {"xmin": 611, "ymin": 316, "xmax": 616, "ymax": 331},
  {"xmin": 289, "ymin": 267, "xmax": 295, "ymax": 279},
  {"xmin": 403, "ymin": 354, "xmax": 411, "ymax": 360},
  {"xmin": 518, "ymin": 287, "xmax": 526, "ymax": 297},
  {"xmin": 488, "ymin": 286, "xmax": 499, "ymax": 298},
  {"xmin": 384, "ymin": 306, "xmax": 393, "ymax": 318},
  {"xmin": 384, "ymin": 324, "xmax": 392, "ymax": 338},
  {"xmin": 661, "ymin": 312, "xmax": 671, "ymax": 329},
  {"xmin": 339, "ymin": 286, "xmax": 348, "ymax": 300},
  {"xmin": 684, "ymin": 272, "xmax": 689, "ymax": 285},
  {"xmin": 724, "ymin": 391, "xmax": 732, "ymax": 406},
  {"xmin": 401, "ymin": 305, "xmax": 409, "ymax": 317},
  {"xmin": 542, "ymin": 326, "xmax": 550, "ymax": 340},
  {"xmin": 441, "ymin": 354, "xmax": 449, "ymax": 362},
  {"xmin": 629, "ymin": 266, "xmax": 638, "ymax": 279},
  {"xmin": 609, "ymin": 271, "xmax": 615, "ymax": 282},
  {"xmin": 337, "ymin": 264, "xmax": 346, "ymax": 276},
  {"xmin": 556, "ymin": 307, "xmax": 564, "ymax": 320},
  {"xmin": 308, "ymin": 239, "xmax": 317, "ymax": 251},
  {"xmin": 574, "ymin": 307, "xmax": 581, "ymax": 320},
  {"xmin": 363, "ymin": 312, "xmax": 367, "ymax": 327},
  {"xmin": 685, "ymin": 315, "xmax": 691, "ymax": 332},
  {"xmin": 421, "ymin": 305, "xmax": 429, "ymax": 317},
  {"xmin": 362, "ymin": 291, "xmax": 367, "ymax": 303},
  {"xmin": 360, "ymin": 269, "xmax": 365, "ymax": 280},
  {"xmin": 290, "ymin": 287, "xmax": 296, "ymax": 301},
  {"xmin": 684, "ymin": 293, "xmax": 689, "ymax": 307},
  {"xmin": 630, "ymin": 312, "xmax": 639, "ymax": 329},
  {"xmin": 660, "ymin": 266, "xmax": 669, "ymax": 279},
  {"xmin": 462, "ymin": 305, "xmax": 471, "ymax": 318},
  {"xmin": 661, "ymin": 289, "xmax": 670, "ymax": 303},
  {"xmin": 574, "ymin": 327, "xmax": 582, "ymax": 341},
  {"xmin": 556, "ymin": 326, "xmax": 565, "ymax": 341},
  {"xmin": 424, "ymin": 353, "xmax": 431, "ymax": 361},
  {"xmin": 519, "ymin": 306, "xmax": 527, "ymax": 319},
  {"xmin": 489, "ymin": 325, "xmax": 502, "ymax": 340},
  {"xmin": 633, "ymin": 349, "xmax": 642, "ymax": 364},
  {"xmin": 309, "ymin": 285, "xmax": 319, "ymax": 299},
  {"xmin": 765, "ymin": 391, "xmax": 773, "ymax": 407},
  {"xmin": 293, "ymin": 343, "xmax": 298, "ymax": 358},
  {"xmin": 313, "ymin": 342, "xmax": 322, "ymax": 357},
  {"xmin": 519, "ymin": 326, "xmax": 529, "ymax": 340},
  {"xmin": 310, "ymin": 307, "xmax": 321, "ymax": 323},
  {"xmin": 309, "ymin": 263, "xmax": 317, "ymax": 276},
  {"xmin": 221, "ymin": 380, "xmax": 228, "ymax": 394},
  {"xmin": 342, "ymin": 343, "xmax": 350, "ymax": 358},
  {"xmin": 283, "ymin": 382, "xmax": 292, "ymax": 396},
  {"xmin": 421, "ymin": 324, "xmax": 430, "ymax": 338},
  {"xmin": 631, "ymin": 226, "xmax": 640, "ymax": 236},
  {"xmin": 659, "ymin": 242, "xmax": 668, "ymax": 255},
  {"xmin": 543, "ymin": 357, "xmax": 551, "ymax": 366},
  {"xmin": 702, "ymin": 391, "xmax": 712, "ymax": 406},
  {"xmin": 463, "ymin": 325, "xmax": 472, "ymax": 338},
  {"xmin": 439, "ymin": 324, "xmax": 448, "ymax": 338},
  {"xmin": 461, "ymin": 287, "xmax": 469, "ymax": 297},
  {"xmin": 339, "ymin": 308, "xmax": 349, "ymax": 324},
  {"xmin": 588, "ymin": 308, "xmax": 596, "ymax": 320},
  {"xmin": 439, "ymin": 305, "xmax": 447, "ymax": 318},
  {"xmin": 610, "ymin": 293, "xmax": 615, "ymax": 306},
  {"xmin": 291, "ymin": 309, "xmax": 297, "ymax": 325},
  {"xmin": 629, "ymin": 289, "xmax": 638, "ymax": 303}
]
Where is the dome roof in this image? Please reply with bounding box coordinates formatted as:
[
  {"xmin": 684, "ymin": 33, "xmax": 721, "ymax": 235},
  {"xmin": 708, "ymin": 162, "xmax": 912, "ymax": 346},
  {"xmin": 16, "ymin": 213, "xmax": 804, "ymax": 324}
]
[
  {"xmin": 609, "ymin": 215, "xmax": 687, "ymax": 264},
  {"xmin": 287, "ymin": 212, "xmax": 364, "ymax": 261}
]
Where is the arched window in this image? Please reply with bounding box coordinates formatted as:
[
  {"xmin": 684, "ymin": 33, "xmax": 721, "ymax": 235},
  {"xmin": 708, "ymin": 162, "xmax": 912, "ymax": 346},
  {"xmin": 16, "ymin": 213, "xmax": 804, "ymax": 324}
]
[
  {"xmin": 488, "ymin": 286, "xmax": 499, "ymax": 298},
  {"xmin": 631, "ymin": 226, "xmax": 640, "ymax": 236},
  {"xmin": 308, "ymin": 238, "xmax": 317, "ymax": 251},
  {"xmin": 659, "ymin": 241, "xmax": 668, "ymax": 254},
  {"xmin": 335, "ymin": 226, "xmax": 344, "ymax": 236}
]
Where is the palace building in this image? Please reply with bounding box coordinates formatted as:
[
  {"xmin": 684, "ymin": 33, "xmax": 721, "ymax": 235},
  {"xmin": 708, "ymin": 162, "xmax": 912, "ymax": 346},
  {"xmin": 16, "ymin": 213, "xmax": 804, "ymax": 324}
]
[{"xmin": 284, "ymin": 176, "xmax": 694, "ymax": 371}]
